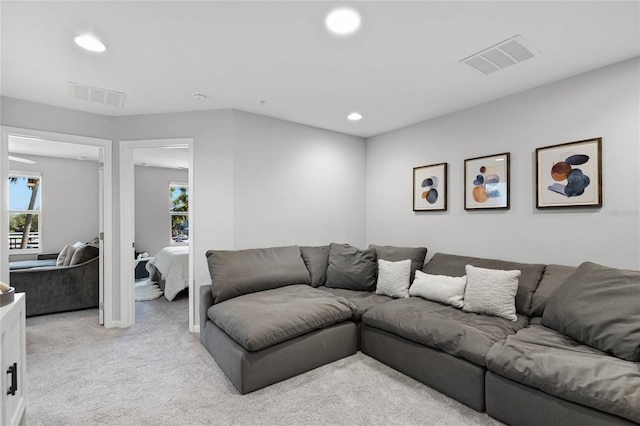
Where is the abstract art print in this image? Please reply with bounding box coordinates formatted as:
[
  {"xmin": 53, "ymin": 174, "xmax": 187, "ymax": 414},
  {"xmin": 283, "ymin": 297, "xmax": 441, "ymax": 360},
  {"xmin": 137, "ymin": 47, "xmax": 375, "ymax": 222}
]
[
  {"xmin": 413, "ymin": 162, "xmax": 447, "ymax": 211},
  {"xmin": 536, "ymin": 138, "xmax": 602, "ymax": 208},
  {"xmin": 464, "ymin": 153, "xmax": 510, "ymax": 210}
]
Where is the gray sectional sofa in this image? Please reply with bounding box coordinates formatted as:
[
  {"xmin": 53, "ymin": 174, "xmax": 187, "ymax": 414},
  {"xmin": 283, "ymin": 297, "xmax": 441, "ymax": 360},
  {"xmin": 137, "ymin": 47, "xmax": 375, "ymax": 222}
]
[{"xmin": 200, "ymin": 244, "xmax": 640, "ymax": 425}]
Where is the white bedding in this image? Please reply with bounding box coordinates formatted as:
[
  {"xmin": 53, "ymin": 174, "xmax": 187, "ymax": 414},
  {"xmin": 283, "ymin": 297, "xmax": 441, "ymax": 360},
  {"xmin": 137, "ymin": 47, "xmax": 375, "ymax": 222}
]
[{"xmin": 146, "ymin": 246, "xmax": 189, "ymax": 301}]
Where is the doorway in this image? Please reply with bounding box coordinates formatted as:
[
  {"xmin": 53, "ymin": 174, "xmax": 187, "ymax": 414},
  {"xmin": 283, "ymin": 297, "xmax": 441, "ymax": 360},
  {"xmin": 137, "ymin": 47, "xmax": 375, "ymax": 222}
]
[
  {"xmin": 1, "ymin": 126, "xmax": 113, "ymax": 325},
  {"xmin": 119, "ymin": 138, "xmax": 195, "ymax": 331}
]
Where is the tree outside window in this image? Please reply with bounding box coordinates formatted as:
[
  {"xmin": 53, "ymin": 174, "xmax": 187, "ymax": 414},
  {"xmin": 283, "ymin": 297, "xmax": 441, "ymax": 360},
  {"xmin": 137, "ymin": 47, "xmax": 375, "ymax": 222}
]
[
  {"xmin": 170, "ymin": 182, "xmax": 189, "ymax": 244},
  {"xmin": 9, "ymin": 173, "xmax": 42, "ymax": 252}
]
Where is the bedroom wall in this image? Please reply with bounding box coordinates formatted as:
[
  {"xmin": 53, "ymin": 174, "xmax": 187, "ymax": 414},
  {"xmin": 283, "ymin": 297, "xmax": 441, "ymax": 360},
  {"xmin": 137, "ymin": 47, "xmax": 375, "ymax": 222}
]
[
  {"xmin": 366, "ymin": 58, "xmax": 640, "ymax": 270},
  {"xmin": 8, "ymin": 155, "xmax": 100, "ymax": 259},
  {"xmin": 232, "ymin": 110, "xmax": 366, "ymax": 249},
  {"xmin": 134, "ymin": 165, "xmax": 188, "ymax": 257}
]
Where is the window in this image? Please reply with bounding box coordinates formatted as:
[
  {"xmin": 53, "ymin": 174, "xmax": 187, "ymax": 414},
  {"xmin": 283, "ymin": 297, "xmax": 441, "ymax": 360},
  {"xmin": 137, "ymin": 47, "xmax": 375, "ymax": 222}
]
[
  {"xmin": 9, "ymin": 172, "xmax": 42, "ymax": 253},
  {"xmin": 170, "ymin": 182, "xmax": 189, "ymax": 244}
]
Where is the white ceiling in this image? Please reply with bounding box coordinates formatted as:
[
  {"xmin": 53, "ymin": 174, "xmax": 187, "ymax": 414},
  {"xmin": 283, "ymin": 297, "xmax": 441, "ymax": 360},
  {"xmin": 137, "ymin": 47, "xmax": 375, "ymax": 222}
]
[{"xmin": 1, "ymin": 1, "xmax": 639, "ymax": 138}]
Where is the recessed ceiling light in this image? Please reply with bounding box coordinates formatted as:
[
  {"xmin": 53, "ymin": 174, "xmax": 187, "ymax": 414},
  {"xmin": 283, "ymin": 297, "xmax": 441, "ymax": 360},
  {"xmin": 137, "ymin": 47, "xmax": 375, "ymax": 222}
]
[
  {"xmin": 74, "ymin": 34, "xmax": 106, "ymax": 52},
  {"xmin": 347, "ymin": 112, "xmax": 363, "ymax": 121},
  {"xmin": 326, "ymin": 7, "xmax": 361, "ymax": 35}
]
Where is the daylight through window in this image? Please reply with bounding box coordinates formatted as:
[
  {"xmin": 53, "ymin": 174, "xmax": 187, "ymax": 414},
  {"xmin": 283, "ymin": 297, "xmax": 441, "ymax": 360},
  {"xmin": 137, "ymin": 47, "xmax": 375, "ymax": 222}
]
[
  {"xmin": 170, "ymin": 182, "xmax": 189, "ymax": 244},
  {"xmin": 9, "ymin": 172, "xmax": 42, "ymax": 252}
]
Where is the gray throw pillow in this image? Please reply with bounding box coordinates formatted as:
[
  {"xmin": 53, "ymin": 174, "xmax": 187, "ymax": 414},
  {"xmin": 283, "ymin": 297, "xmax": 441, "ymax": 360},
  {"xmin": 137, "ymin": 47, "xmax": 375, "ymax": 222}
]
[
  {"xmin": 69, "ymin": 244, "xmax": 99, "ymax": 265},
  {"xmin": 541, "ymin": 262, "xmax": 640, "ymax": 362},
  {"xmin": 206, "ymin": 246, "xmax": 311, "ymax": 304},
  {"xmin": 299, "ymin": 245, "xmax": 330, "ymax": 287},
  {"xmin": 368, "ymin": 244, "xmax": 427, "ymax": 283},
  {"xmin": 325, "ymin": 243, "xmax": 377, "ymax": 291}
]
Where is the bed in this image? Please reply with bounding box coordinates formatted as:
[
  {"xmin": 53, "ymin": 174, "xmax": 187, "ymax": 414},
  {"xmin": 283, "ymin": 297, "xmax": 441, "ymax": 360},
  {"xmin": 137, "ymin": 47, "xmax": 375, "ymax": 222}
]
[{"xmin": 146, "ymin": 246, "xmax": 189, "ymax": 301}]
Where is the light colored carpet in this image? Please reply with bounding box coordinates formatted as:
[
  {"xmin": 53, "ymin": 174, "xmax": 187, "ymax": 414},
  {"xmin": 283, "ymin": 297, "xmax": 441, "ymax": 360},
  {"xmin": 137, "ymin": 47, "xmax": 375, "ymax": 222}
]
[
  {"xmin": 25, "ymin": 294, "xmax": 504, "ymax": 426},
  {"xmin": 134, "ymin": 278, "xmax": 163, "ymax": 301}
]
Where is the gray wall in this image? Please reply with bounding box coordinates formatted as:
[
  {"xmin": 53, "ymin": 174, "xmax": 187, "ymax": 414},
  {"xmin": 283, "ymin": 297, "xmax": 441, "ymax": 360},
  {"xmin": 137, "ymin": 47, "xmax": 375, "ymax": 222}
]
[
  {"xmin": 8, "ymin": 155, "xmax": 100, "ymax": 259},
  {"xmin": 366, "ymin": 58, "xmax": 640, "ymax": 270},
  {"xmin": 134, "ymin": 165, "xmax": 188, "ymax": 257}
]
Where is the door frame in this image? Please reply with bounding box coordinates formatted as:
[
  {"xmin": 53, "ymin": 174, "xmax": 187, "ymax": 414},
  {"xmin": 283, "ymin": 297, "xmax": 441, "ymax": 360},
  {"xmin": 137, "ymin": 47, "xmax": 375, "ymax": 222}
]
[
  {"xmin": 1, "ymin": 126, "xmax": 113, "ymax": 325},
  {"xmin": 119, "ymin": 138, "xmax": 195, "ymax": 331}
]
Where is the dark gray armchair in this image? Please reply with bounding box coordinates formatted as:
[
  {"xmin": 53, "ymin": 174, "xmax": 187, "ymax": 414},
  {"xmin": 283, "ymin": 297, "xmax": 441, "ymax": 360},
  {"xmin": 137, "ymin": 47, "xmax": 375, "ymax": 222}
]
[{"xmin": 10, "ymin": 245, "xmax": 100, "ymax": 317}]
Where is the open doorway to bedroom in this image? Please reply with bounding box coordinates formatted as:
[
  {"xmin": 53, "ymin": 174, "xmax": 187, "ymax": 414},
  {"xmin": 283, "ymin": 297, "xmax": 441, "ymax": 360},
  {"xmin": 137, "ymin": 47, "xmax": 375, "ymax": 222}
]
[
  {"xmin": 119, "ymin": 138, "xmax": 194, "ymax": 331},
  {"xmin": 1, "ymin": 127, "xmax": 113, "ymax": 325}
]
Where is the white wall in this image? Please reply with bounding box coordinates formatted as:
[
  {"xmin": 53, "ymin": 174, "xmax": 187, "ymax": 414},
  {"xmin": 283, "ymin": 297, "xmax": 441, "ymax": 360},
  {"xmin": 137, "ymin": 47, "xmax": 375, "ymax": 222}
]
[
  {"xmin": 366, "ymin": 58, "xmax": 640, "ymax": 270},
  {"xmin": 134, "ymin": 165, "xmax": 188, "ymax": 257},
  {"xmin": 232, "ymin": 111, "xmax": 366, "ymax": 249},
  {"xmin": 8, "ymin": 155, "xmax": 100, "ymax": 258}
]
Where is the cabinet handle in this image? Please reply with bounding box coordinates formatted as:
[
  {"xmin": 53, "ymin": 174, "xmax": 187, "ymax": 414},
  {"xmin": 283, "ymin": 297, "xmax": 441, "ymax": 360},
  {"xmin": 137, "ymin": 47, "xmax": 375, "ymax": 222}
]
[{"xmin": 7, "ymin": 362, "xmax": 17, "ymax": 396}]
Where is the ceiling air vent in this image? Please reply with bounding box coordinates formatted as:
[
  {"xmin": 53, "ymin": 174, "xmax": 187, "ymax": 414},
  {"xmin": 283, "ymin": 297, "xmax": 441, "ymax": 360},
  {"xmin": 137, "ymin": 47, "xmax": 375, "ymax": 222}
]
[
  {"xmin": 461, "ymin": 35, "xmax": 539, "ymax": 75},
  {"xmin": 68, "ymin": 81, "xmax": 126, "ymax": 107}
]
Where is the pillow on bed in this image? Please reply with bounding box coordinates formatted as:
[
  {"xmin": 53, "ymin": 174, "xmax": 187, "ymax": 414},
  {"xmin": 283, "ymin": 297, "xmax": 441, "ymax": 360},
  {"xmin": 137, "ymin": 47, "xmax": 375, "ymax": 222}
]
[{"xmin": 206, "ymin": 246, "xmax": 311, "ymax": 304}]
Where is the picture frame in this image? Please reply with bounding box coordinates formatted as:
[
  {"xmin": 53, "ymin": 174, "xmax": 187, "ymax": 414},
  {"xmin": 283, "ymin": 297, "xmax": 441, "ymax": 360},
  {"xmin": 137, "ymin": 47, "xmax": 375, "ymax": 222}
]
[
  {"xmin": 536, "ymin": 137, "xmax": 602, "ymax": 208},
  {"xmin": 413, "ymin": 162, "xmax": 447, "ymax": 211},
  {"xmin": 464, "ymin": 152, "xmax": 510, "ymax": 210}
]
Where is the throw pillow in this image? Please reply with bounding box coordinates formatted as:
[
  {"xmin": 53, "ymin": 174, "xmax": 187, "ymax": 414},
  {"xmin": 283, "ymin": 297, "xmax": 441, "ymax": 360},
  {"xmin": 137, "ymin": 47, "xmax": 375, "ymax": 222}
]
[
  {"xmin": 463, "ymin": 264, "xmax": 520, "ymax": 322},
  {"xmin": 409, "ymin": 270, "xmax": 466, "ymax": 308},
  {"xmin": 375, "ymin": 259, "xmax": 412, "ymax": 298},
  {"xmin": 56, "ymin": 244, "xmax": 70, "ymax": 266},
  {"xmin": 325, "ymin": 243, "xmax": 377, "ymax": 291},
  {"xmin": 541, "ymin": 262, "xmax": 640, "ymax": 362},
  {"xmin": 299, "ymin": 245, "xmax": 330, "ymax": 287},
  {"xmin": 69, "ymin": 244, "xmax": 100, "ymax": 265},
  {"xmin": 369, "ymin": 244, "xmax": 427, "ymax": 283},
  {"xmin": 62, "ymin": 241, "xmax": 84, "ymax": 267}
]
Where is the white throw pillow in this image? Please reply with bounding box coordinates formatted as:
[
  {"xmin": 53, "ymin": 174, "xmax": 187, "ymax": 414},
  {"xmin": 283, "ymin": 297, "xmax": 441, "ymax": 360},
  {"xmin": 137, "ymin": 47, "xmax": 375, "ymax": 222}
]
[
  {"xmin": 375, "ymin": 259, "xmax": 412, "ymax": 298},
  {"xmin": 62, "ymin": 241, "xmax": 84, "ymax": 267},
  {"xmin": 409, "ymin": 270, "xmax": 467, "ymax": 308},
  {"xmin": 56, "ymin": 244, "xmax": 70, "ymax": 266},
  {"xmin": 463, "ymin": 264, "xmax": 520, "ymax": 322}
]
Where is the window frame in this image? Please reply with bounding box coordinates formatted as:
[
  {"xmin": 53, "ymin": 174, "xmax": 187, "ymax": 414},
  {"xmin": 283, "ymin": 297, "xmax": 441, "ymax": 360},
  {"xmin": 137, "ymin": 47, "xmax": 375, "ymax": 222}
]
[
  {"xmin": 169, "ymin": 181, "xmax": 189, "ymax": 246},
  {"xmin": 8, "ymin": 171, "xmax": 43, "ymax": 255}
]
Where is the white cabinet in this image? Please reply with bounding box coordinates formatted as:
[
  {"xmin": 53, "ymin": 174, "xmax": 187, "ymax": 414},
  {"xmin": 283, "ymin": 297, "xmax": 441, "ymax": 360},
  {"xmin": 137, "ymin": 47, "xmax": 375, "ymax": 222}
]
[{"xmin": 1, "ymin": 293, "xmax": 26, "ymax": 426}]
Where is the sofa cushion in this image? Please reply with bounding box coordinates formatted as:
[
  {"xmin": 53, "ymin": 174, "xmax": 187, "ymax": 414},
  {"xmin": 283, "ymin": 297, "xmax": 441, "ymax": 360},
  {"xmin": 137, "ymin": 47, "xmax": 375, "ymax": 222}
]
[
  {"xmin": 299, "ymin": 245, "xmax": 330, "ymax": 287},
  {"xmin": 318, "ymin": 286, "xmax": 392, "ymax": 320},
  {"xmin": 486, "ymin": 324, "xmax": 640, "ymax": 424},
  {"xmin": 541, "ymin": 262, "xmax": 640, "ymax": 362},
  {"xmin": 409, "ymin": 270, "xmax": 466, "ymax": 308},
  {"xmin": 375, "ymin": 259, "xmax": 411, "ymax": 298},
  {"xmin": 207, "ymin": 285, "xmax": 354, "ymax": 352},
  {"xmin": 325, "ymin": 243, "xmax": 377, "ymax": 292},
  {"xmin": 9, "ymin": 259, "xmax": 58, "ymax": 270},
  {"xmin": 69, "ymin": 244, "xmax": 99, "ymax": 265},
  {"xmin": 206, "ymin": 246, "xmax": 310, "ymax": 304},
  {"xmin": 362, "ymin": 297, "xmax": 528, "ymax": 366},
  {"xmin": 423, "ymin": 253, "xmax": 545, "ymax": 316},
  {"xmin": 368, "ymin": 244, "xmax": 427, "ymax": 283},
  {"xmin": 529, "ymin": 264, "xmax": 576, "ymax": 317},
  {"xmin": 462, "ymin": 265, "xmax": 520, "ymax": 322}
]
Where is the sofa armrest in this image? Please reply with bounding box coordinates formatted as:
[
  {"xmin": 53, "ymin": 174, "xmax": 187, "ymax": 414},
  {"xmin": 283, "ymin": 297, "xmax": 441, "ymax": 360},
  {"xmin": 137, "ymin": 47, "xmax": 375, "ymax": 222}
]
[{"xmin": 199, "ymin": 284, "xmax": 214, "ymax": 335}]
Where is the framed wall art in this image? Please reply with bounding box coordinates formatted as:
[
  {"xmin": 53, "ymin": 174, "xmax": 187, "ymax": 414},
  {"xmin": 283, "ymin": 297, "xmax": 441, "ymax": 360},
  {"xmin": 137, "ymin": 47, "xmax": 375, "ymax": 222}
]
[
  {"xmin": 536, "ymin": 137, "xmax": 602, "ymax": 208},
  {"xmin": 464, "ymin": 152, "xmax": 510, "ymax": 210},
  {"xmin": 413, "ymin": 162, "xmax": 447, "ymax": 211}
]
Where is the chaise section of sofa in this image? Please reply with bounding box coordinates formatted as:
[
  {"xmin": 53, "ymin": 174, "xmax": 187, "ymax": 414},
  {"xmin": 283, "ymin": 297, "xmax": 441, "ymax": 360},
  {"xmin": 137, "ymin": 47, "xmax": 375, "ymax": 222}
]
[{"xmin": 200, "ymin": 245, "xmax": 360, "ymax": 394}]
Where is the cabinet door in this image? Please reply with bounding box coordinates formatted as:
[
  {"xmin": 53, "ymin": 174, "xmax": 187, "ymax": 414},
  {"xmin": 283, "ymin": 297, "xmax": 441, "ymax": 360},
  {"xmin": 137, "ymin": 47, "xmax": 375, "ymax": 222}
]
[{"xmin": 1, "ymin": 296, "xmax": 26, "ymax": 426}]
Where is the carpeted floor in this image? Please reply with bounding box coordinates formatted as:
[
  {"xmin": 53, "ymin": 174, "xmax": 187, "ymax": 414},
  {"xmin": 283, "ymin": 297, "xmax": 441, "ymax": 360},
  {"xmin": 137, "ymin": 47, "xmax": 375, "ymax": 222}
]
[{"xmin": 25, "ymin": 294, "xmax": 503, "ymax": 425}]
